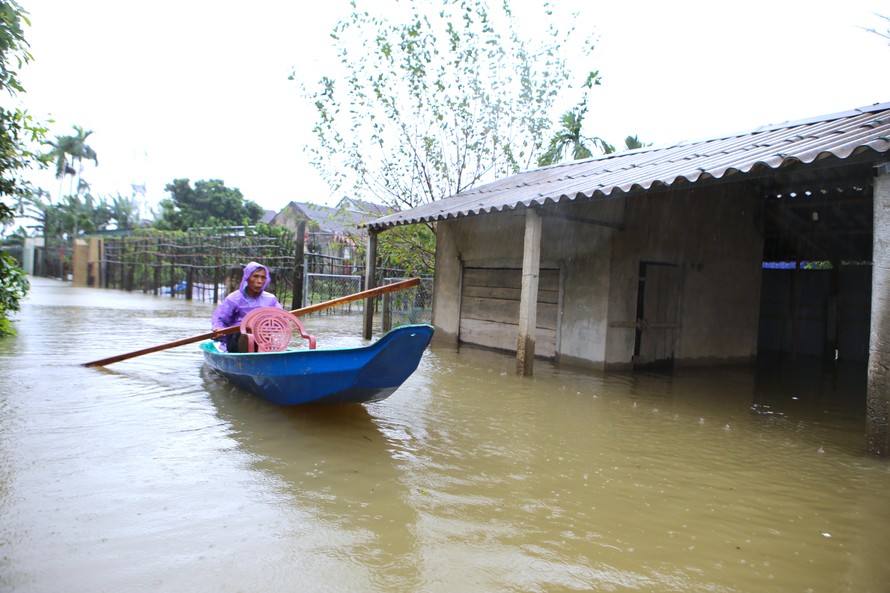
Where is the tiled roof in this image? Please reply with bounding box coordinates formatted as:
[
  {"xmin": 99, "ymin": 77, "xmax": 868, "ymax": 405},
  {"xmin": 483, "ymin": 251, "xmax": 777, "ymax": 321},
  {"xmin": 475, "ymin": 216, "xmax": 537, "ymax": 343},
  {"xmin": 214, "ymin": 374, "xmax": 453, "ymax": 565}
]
[{"xmin": 369, "ymin": 102, "xmax": 890, "ymax": 230}]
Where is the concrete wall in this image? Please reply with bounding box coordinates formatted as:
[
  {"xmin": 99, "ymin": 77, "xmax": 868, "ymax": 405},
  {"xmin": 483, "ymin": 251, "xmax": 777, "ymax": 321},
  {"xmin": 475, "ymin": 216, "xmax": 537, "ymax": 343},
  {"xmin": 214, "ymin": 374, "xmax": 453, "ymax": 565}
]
[
  {"xmin": 431, "ymin": 200, "xmax": 618, "ymax": 365},
  {"xmin": 605, "ymin": 184, "xmax": 763, "ymax": 368},
  {"xmin": 429, "ymin": 183, "xmax": 763, "ymax": 369},
  {"xmin": 540, "ymin": 201, "xmax": 617, "ymax": 368},
  {"xmin": 430, "ymin": 182, "xmax": 764, "ymax": 369}
]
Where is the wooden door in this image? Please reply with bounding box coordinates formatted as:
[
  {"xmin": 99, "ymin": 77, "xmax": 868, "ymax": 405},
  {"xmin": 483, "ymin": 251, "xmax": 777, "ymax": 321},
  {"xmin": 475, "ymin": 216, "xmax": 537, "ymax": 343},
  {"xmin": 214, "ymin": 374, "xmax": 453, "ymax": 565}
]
[{"xmin": 633, "ymin": 261, "xmax": 681, "ymax": 368}]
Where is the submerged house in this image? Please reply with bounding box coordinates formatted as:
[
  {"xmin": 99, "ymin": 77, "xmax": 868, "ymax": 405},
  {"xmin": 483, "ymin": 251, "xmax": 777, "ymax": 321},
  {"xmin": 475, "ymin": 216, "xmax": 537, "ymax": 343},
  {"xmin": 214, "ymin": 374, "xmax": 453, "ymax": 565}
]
[{"xmin": 365, "ymin": 102, "xmax": 890, "ymax": 455}]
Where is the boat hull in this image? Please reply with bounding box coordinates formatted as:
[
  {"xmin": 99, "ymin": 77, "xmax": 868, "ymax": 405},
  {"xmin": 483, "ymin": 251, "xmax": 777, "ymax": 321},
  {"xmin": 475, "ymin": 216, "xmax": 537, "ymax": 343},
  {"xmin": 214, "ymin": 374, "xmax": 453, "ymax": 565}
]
[{"xmin": 201, "ymin": 324, "xmax": 434, "ymax": 405}]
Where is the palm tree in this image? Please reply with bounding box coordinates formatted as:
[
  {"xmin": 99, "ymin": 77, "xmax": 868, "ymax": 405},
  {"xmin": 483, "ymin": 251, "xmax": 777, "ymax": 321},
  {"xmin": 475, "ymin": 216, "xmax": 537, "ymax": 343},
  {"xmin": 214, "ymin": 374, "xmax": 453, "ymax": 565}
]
[
  {"xmin": 46, "ymin": 125, "xmax": 98, "ymax": 201},
  {"xmin": 538, "ymin": 70, "xmax": 615, "ymax": 167},
  {"xmin": 44, "ymin": 125, "xmax": 98, "ymax": 245},
  {"xmin": 623, "ymin": 134, "xmax": 652, "ymax": 151},
  {"xmin": 109, "ymin": 193, "xmax": 138, "ymax": 229},
  {"xmin": 537, "ymin": 109, "xmax": 615, "ymax": 167},
  {"xmin": 23, "ymin": 191, "xmax": 64, "ymax": 244},
  {"xmin": 46, "ymin": 135, "xmax": 77, "ymax": 201},
  {"xmin": 65, "ymin": 192, "xmax": 118, "ymax": 240},
  {"xmin": 69, "ymin": 126, "xmax": 98, "ymax": 198}
]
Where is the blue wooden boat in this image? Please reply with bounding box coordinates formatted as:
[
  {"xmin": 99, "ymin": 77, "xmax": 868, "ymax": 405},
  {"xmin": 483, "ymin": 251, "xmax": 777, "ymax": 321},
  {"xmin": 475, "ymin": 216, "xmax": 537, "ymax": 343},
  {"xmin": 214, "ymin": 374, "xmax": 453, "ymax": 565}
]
[{"xmin": 201, "ymin": 324, "xmax": 434, "ymax": 405}]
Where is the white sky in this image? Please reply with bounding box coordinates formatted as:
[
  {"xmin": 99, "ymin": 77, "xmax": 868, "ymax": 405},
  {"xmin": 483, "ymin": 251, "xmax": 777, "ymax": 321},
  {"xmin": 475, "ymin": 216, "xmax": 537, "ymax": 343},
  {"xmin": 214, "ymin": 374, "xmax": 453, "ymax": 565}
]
[{"xmin": 15, "ymin": 0, "xmax": 890, "ymax": 219}]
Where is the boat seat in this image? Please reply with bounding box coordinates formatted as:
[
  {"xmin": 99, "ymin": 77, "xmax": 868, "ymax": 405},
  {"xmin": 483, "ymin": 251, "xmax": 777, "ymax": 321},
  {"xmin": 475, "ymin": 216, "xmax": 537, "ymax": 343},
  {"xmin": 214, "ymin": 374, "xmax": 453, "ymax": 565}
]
[{"xmin": 239, "ymin": 307, "xmax": 317, "ymax": 352}]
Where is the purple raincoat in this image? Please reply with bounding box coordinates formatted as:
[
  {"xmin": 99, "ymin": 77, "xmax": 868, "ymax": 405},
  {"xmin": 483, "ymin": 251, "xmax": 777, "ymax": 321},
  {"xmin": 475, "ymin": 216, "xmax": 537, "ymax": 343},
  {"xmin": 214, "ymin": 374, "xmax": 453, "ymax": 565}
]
[{"xmin": 211, "ymin": 262, "xmax": 282, "ymax": 350}]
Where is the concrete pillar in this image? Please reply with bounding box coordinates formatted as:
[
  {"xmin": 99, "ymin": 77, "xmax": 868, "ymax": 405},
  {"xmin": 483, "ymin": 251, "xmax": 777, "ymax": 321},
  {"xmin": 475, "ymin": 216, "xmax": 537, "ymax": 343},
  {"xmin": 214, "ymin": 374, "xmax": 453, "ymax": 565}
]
[
  {"xmin": 517, "ymin": 208, "xmax": 542, "ymax": 376},
  {"xmin": 87, "ymin": 237, "xmax": 102, "ymax": 287},
  {"xmin": 71, "ymin": 239, "xmax": 89, "ymax": 287},
  {"xmin": 22, "ymin": 237, "xmax": 43, "ymax": 276},
  {"xmin": 362, "ymin": 230, "xmax": 378, "ymax": 340},
  {"xmin": 867, "ymin": 164, "xmax": 890, "ymax": 457},
  {"xmin": 431, "ymin": 221, "xmax": 462, "ymax": 343}
]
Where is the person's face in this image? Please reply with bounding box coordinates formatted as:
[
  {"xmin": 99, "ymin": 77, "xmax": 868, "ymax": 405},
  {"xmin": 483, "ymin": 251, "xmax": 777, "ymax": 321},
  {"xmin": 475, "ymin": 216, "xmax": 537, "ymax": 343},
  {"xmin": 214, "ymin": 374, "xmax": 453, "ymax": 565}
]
[{"xmin": 247, "ymin": 269, "xmax": 266, "ymax": 295}]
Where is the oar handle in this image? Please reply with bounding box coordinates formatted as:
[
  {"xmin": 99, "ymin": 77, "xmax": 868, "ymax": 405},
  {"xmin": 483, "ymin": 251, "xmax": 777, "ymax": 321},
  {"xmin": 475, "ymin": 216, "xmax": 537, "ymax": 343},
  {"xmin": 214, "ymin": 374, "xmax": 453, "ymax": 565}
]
[{"xmin": 82, "ymin": 277, "xmax": 421, "ymax": 367}]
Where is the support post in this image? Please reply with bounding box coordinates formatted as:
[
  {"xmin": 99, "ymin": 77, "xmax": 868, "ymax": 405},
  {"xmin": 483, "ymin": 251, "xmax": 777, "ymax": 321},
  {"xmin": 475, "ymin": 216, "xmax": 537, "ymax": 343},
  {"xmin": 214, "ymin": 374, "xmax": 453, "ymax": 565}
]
[
  {"xmin": 291, "ymin": 220, "xmax": 306, "ymax": 311},
  {"xmin": 362, "ymin": 229, "xmax": 378, "ymax": 340},
  {"xmin": 517, "ymin": 208, "xmax": 542, "ymax": 376},
  {"xmin": 382, "ymin": 291, "xmax": 392, "ymax": 332},
  {"xmin": 185, "ymin": 266, "xmax": 194, "ymax": 301},
  {"xmin": 212, "ymin": 265, "xmax": 219, "ymax": 303},
  {"xmin": 867, "ymin": 163, "xmax": 890, "ymax": 457}
]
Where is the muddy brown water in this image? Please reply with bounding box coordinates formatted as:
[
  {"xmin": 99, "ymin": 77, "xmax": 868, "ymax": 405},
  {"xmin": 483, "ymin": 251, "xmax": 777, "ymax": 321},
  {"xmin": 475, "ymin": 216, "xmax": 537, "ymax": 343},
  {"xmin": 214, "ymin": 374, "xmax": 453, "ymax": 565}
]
[{"xmin": 1, "ymin": 277, "xmax": 888, "ymax": 592}]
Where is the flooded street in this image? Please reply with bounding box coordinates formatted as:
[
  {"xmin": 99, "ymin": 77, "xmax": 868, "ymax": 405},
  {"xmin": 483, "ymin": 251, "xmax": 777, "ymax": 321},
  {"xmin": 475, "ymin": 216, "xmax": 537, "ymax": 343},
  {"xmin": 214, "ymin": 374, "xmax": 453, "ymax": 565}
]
[{"xmin": 1, "ymin": 277, "xmax": 889, "ymax": 592}]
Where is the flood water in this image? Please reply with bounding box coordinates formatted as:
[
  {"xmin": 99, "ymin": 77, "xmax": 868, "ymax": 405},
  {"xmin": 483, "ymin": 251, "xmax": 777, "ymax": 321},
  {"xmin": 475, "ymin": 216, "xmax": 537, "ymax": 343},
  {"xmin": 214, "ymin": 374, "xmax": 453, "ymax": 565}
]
[{"xmin": 1, "ymin": 277, "xmax": 889, "ymax": 593}]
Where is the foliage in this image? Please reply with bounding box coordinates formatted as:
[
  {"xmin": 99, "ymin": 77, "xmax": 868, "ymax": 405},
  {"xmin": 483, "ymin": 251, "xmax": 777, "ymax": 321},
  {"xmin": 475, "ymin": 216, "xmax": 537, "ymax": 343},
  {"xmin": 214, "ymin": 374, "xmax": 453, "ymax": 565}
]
[
  {"xmin": 22, "ymin": 191, "xmax": 61, "ymax": 238},
  {"xmin": 304, "ymin": 1, "xmax": 593, "ymax": 274},
  {"xmin": 537, "ymin": 74, "xmax": 650, "ymax": 166},
  {"xmin": 377, "ymin": 224, "xmax": 435, "ymax": 276},
  {"xmin": 0, "ymin": 251, "xmax": 29, "ymax": 336},
  {"xmin": 537, "ymin": 70, "xmax": 615, "ymax": 166},
  {"xmin": 22, "ymin": 124, "xmax": 102, "ymax": 246},
  {"xmin": 0, "ymin": 225, "xmax": 28, "ymax": 246},
  {"xmin": 22, "ymin": 190, "xmax": 130, "ymax": 240},
  {"xmin": 107, "ymin": 193, "xmax": 139, "ymax": 229},
  {"xmin": 153, "ymin": 179, "xmax": 265, "ymax": 231},
  {"xmin": 45, "ymin": 125, "xmax": 98, "ymax": 200},
  {"xmin": 0, "ymin": 251, "xmax": 28, "ymax": 308},
  {"xmin": 0, "ymin": 0, "xmax": 44, "ymax": 334},
  {"xmin": 336, "ymin": 221, "xmax": 435, "ymax": 278},
  {"xmin": 58, "ymin": 192, "xmax": 110, "ymax": 235},
  {"xmin": 623, "ymin": 134, "xmax": 651, "ymax": 151},
  {"xmin": 247, "ymin": 222, "xmax": 296, "ymax": 242},
  {"xmin": 537, "ymin": 110, "xmax": 614, "ymax": 165},
  {"xmin": 1, "ymin": 108, "xmax": 48, "ymax": 221},
  {"xmin": 304, "ymin": 0, "xmax": 589, "ymax": 210},
  {"xmin": 1, "ymin": 0, "xmax": 49, "ymax": 221}
]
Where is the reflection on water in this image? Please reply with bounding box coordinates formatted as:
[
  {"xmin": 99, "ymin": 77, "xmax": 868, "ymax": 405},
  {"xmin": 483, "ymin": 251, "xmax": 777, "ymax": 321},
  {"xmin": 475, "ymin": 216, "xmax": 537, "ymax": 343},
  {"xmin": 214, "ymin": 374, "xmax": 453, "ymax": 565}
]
[{"xmin": 1, "ymin": 277, "xmax": 888, "ymax": 592}]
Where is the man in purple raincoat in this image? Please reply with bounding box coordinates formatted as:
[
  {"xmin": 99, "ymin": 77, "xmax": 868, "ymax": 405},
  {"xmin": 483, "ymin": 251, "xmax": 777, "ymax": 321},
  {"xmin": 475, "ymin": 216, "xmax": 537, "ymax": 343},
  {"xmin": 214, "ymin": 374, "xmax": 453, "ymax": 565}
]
[{"xmin": 211, "ymin": 261, "xmax": 282, "ymax": 352}]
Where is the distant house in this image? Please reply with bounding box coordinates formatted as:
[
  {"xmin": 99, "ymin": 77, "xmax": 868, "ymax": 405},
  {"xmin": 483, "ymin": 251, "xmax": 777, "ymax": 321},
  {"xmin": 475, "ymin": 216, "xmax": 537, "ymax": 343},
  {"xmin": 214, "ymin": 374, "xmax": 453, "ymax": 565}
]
[{"xmin": 270, "ymin": 197, "xmax": 392, "ymax": 259}]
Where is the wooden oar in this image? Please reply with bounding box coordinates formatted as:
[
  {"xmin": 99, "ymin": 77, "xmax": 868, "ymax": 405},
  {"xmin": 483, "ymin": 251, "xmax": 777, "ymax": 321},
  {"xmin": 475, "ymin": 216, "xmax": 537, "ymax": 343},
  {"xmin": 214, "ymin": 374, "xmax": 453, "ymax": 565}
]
[{"xmin": 82, "ymin": 277, "xmax": 421, "ymax": 367}]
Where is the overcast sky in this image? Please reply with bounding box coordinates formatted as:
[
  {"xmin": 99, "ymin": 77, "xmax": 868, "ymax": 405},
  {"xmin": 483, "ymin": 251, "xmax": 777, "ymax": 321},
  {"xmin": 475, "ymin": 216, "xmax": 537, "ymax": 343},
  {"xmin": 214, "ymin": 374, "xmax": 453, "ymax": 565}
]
[{"xmin": 16, "ymin": 0, "xmax": 890, "ymax": 218}]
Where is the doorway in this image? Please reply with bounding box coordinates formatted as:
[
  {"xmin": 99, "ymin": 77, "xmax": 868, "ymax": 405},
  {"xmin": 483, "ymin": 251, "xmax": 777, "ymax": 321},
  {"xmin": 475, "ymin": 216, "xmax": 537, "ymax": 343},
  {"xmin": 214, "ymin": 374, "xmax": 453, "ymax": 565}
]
[{"xmin": 633, "ymin": 261, "xmax": 682, "ymax": 368}]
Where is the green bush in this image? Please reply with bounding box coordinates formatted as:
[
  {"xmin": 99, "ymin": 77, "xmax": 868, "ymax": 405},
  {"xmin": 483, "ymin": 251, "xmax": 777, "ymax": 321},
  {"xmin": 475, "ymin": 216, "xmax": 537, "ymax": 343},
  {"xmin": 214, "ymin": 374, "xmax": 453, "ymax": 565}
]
[{"xmin": 0, "ymin": 252, "xmax": 30, "ymax": 337}]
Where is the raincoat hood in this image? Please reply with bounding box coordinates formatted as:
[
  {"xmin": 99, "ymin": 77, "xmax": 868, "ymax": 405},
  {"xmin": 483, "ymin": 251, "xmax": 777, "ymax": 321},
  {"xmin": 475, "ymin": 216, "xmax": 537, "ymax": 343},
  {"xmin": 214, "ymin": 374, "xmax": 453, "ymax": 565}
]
[
  {"xmin": 240, "ymin": 262, "xmax": 272, "ymax": 296},
  {"xmin": 211, "ymin": 261, "xmax": 282, "ymax": 339}
]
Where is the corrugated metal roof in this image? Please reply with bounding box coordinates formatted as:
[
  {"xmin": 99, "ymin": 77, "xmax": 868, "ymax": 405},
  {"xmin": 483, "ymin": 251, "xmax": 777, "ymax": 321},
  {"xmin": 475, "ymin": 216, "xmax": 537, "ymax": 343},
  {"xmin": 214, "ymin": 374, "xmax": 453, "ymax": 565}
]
[{"xmin": 369, "ymin": 102, "xmax": 890, "ymax": 230}]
